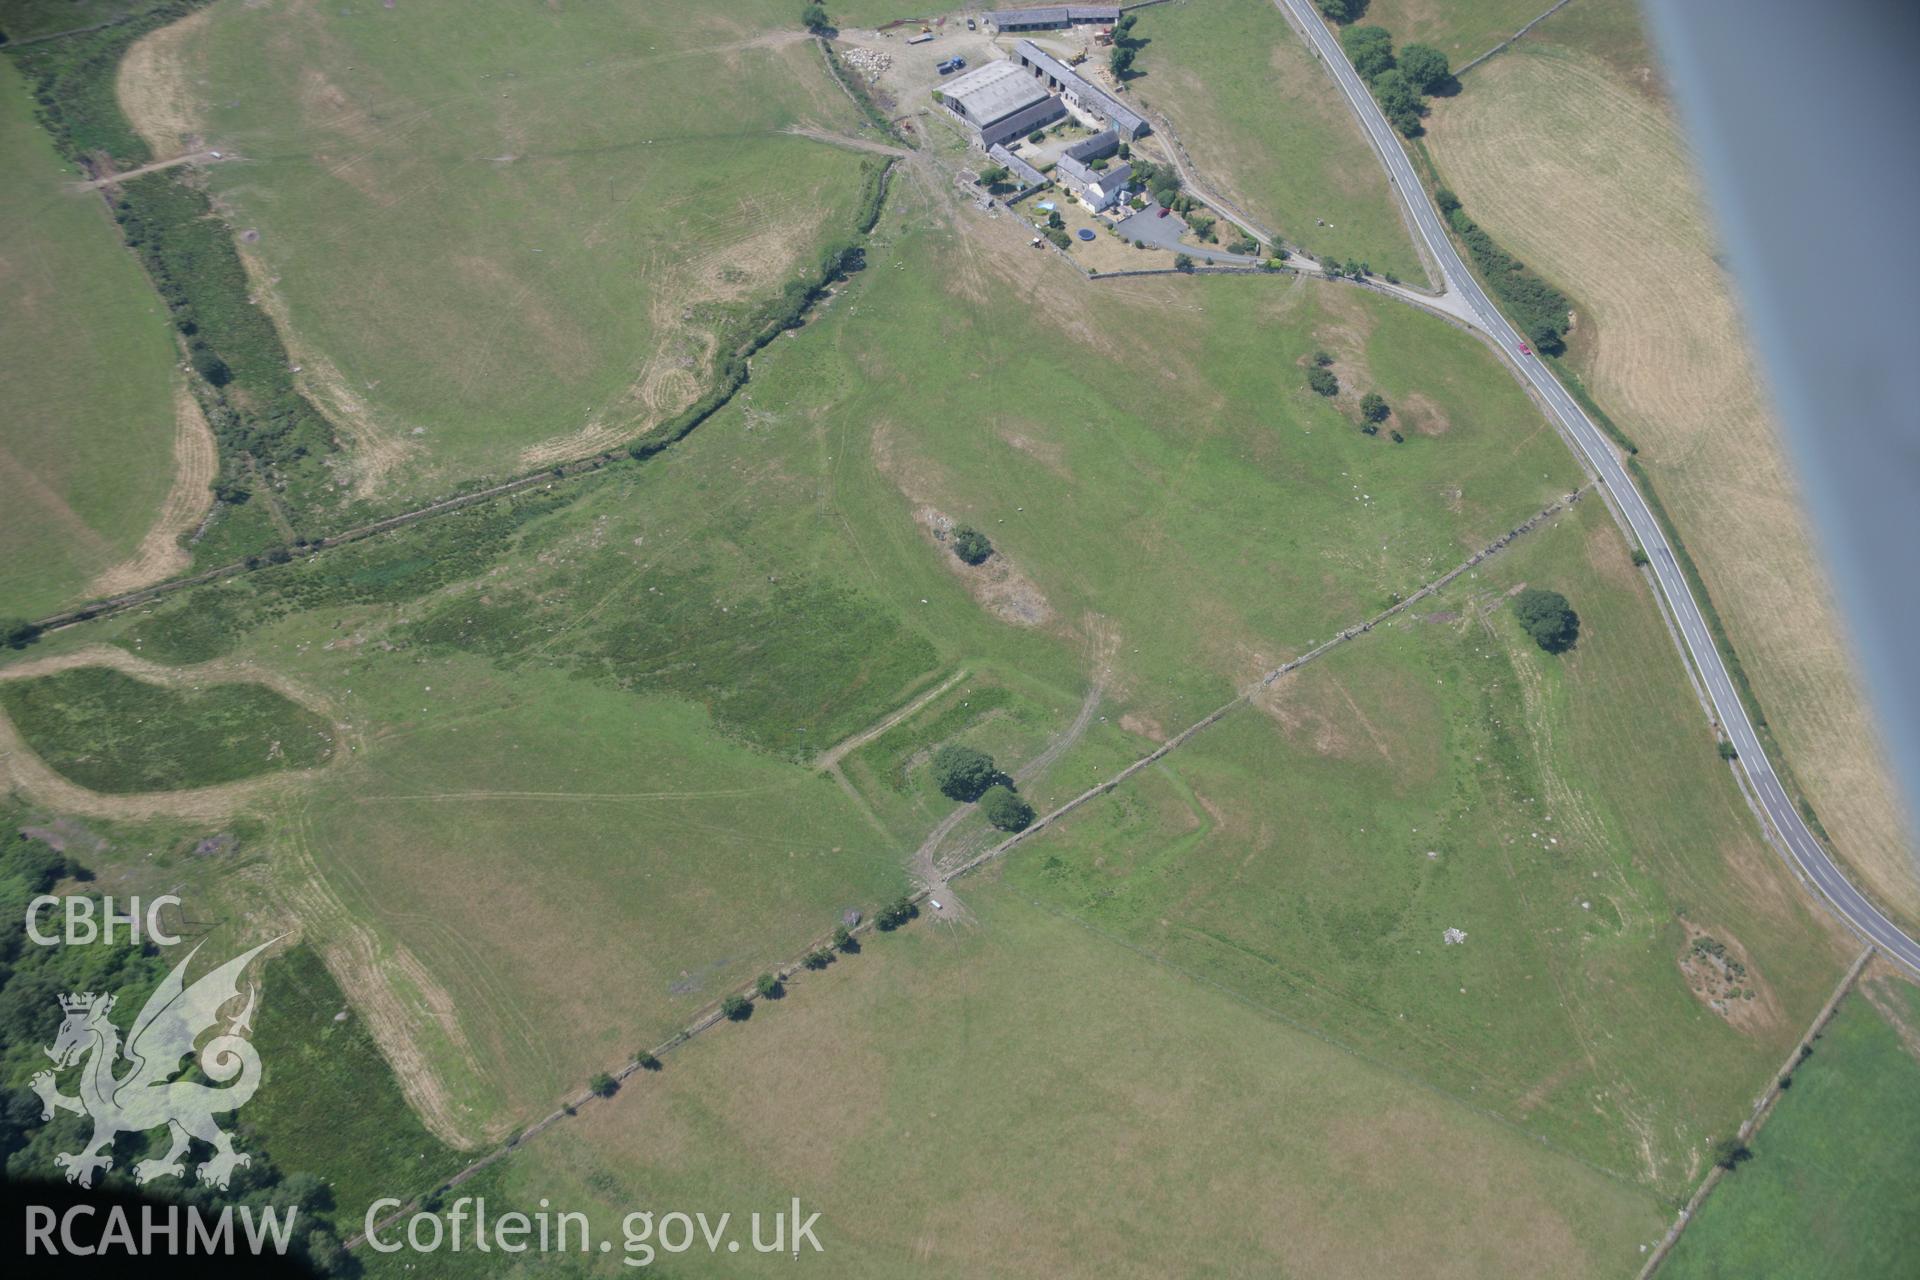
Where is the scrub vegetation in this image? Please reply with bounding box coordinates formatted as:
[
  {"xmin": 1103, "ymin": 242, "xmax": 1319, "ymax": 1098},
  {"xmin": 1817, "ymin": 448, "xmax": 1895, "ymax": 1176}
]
[{"xmin": 0, "ymin": 664, "xmax": 334, "ymax": 793}]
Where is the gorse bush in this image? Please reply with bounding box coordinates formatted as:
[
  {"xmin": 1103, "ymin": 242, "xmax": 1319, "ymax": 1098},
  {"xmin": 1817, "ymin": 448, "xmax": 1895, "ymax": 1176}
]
[{"xmin": 952, "ymin": 526, "xmax": 993, "ymax": 565}]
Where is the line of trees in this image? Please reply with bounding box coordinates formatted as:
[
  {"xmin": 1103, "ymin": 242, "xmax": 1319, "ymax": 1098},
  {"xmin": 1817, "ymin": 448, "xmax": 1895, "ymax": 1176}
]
[
  {"xmin": 1434, "ymin": 187, "xmax": 1572, "ymax": 353},
  {"xmin": 1110, "ymin": 13, "xmax": 1144, "ymax": 79},
  {"xmin": 1337, "ymin": 24, "xmax": 1454, "ymax": 137}
]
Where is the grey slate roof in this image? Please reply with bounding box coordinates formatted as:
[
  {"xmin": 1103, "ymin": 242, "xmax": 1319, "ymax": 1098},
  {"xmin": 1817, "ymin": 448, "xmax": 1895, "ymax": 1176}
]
[
  {"xmin": 1063, "ymin": 129, "xmax": 1120, "ymax": 163},
  {"xmin": 990, "ymin": 6, "xmax": 1072, "ymax": 25},
  {"xmin": 1012, "ymin": 39, "xmax": 1148, "ymax": 137},
  {"xmin": 940, "ymin": 59, "xmax": 1051, "ymax": 127},
  {"xmin": 989, "ymin": 6, "xmax": 1118, "ymax": 26},
  {"xmin": 987, "ymin": 144, "xmax": 1047, "ymax": 189}
]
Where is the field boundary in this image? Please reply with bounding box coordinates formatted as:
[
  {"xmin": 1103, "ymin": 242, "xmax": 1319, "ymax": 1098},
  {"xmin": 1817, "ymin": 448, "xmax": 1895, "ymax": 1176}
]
[
  {"xmin": 1638, "ymin": 946, "xmax": 1875, "ymax": 1278},
  {"xmin": 1457, "ymin": 0, "xmax": 1582, "ymax": 77},
  {"xmin": 944, "ymin": 486, "xmax": 1590, "ymax": 882},
  {"xmin": 344, "ymin": 485, "xmax": 1592, "ymax": 1251},
  {"xmin": 1404, "ymin": 148, "xmax": 1881, "ymax": 925},
  {"xmin": 18, "ymin": 159, "xmax": 900, "ymax": 641}
]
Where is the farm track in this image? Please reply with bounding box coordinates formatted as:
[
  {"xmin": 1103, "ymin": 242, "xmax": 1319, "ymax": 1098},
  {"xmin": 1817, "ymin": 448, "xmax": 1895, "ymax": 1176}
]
[{"xmin": 345, "ymin": 485, "xmax": 1585, "ymax": 1252}]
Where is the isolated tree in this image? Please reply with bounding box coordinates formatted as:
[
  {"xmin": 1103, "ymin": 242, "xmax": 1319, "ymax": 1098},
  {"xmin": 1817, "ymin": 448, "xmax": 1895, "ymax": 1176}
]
[
  {"xmin": 832, "ymin": 923, "xmax": 855, "ymax": 952},
  {"xmin": 1308, "ymin": 367, "xmax": 1339, "ymax": 396},
  {"xmin": 1718, "ymin": 740, "xmax": 1740, "ymax": 761},
  {"xmin": 1029, "ymin": 129, "xmax": 1048, "ymax": 144},
  {"xmin": 1397, "ymin": 43, "xmax": 1452, "ymax": 93},
  {"xmin": 876, "ymin": 897, "xmax": 917, "ymax": 931},
  {"xmin": 1316, "ymin": 0, "xmax": 1362, "ymax": 21},
  {"xmin": 2, "ymin": 617, "xmax": 42, "ymax": 650},
  {"xmin": 977, "ymin": 164, "xmax": 1010, "ymax": 189},
  {"xmin": 589, "ymin": 1072, "xmax": 618, "ymax": 1098},
  {"xmin": 952, "ymin": 525, "xmax": 993, "ymax": 564},
  {"xmin": 1110, "ymin": 45, "xmax": 1135, "ymax": 77},
  {"xmin": 1359, "ymin": 392, "xmax": 1391, "ymax": 423},
  {"xmin": 980, "ymin": 785, "xmax": 1036, "ymax": 833},
  {"xmin": 932, "ymin": 743, "xmax": 998, "ymax": 801},
  {"xmin": 1371, "ymin": 68, "xmax": 1424, "ymax": 135},
  {"xmin": 1341, "ymin": 25, "xmax": 1395, "ymax": 80},
  {"xmin": 722, "ymin": 994, "xmax": 752, "ymax": 1021},
  {"xmin": 634, "ymin": 1050, "xmax": 661, "ymax": 1071},
  {"xmin": 803, "ymin": 949, "xmax": 833, "ymax": 970},
  {"xmin": 756, "ymin": 972, "xmax": 783, "ymax": 999},
  {"xmin": 800, "ymin": 3, "xmax": 829, "ymax": 33},
  {"xmin": 1173, "ymin": 252, "xmax": 1195, "ymax": 273},
  {"xmin": 1512, "ymin": 587, "xmax": 1580, "ymax": 653},
  {"xmin": 1712, "ymin": 1137, "xmax": 1753, "ymax": 1171},
  {"xmin": 1047, "ymin": 209, "xmax": 1066, "ymax": 230},
  {"xmin": 1313, "ymin": 349, "xmax": 1335, "ymax": 367},
  {"xmin": 1113, "ymin": 13, "xmax": 1138, "ymax": 43}
]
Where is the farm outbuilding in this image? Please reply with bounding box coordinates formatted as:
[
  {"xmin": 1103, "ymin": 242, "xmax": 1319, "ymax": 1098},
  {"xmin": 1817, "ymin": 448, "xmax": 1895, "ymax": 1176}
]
[
  {"xmin": 937, "ymin": 58, "xmax": 1068, "ymax": 148},
  {"xmin": 989, "ymin": 6, "xmax": 1121, "ymax": 31},
  {"xmin": 1012, "ymin": 39, "xmax": 1148, "ymax": 139}
]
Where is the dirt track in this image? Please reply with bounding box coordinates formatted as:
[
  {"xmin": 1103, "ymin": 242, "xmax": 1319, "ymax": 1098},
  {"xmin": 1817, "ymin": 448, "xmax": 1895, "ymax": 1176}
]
[{"xmin": 85, "ymin": 384, "xmax": 216, "ymax": 598}]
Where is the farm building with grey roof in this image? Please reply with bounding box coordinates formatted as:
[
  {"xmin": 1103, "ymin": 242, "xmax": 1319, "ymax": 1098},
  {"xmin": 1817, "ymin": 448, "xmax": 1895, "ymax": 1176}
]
[
  {"xmin": 937, "ymin": 58, "xmax": 1068, "ymax": 148},
  {"xmin": 1011, "ymin": 40, "xmax": 1148, "ymax": 139},
  {"xmin": 989, "ymin": 6, "xmax": 1120, "ymax": 31}
]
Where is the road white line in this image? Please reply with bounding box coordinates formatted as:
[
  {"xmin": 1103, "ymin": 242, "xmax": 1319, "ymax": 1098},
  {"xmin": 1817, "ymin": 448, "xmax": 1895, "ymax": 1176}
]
[{"xmin": 1269, "ymin": 0, "xmax": 1919, "ymax": 975}]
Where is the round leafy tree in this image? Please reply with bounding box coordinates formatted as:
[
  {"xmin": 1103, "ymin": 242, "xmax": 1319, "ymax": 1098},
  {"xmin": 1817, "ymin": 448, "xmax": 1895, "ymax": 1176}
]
[
  {"xmin": 1513, "ymin": 587, "xmax": 1580, "ymax": 653},
  {"xmin": 1307, "ymin": 366, "xmax": 1339, "ymax": 397},
  {"xmin": 980, "ymin": 785, "xmax": 1035, "ymax": 833},
  {"xmin": 932, "ymin": 743, "xmax": 998, "ymax": 801},
  {"xmin": 722, "ymin": 994, "xmax": 751, "ymax": 1021},
  {"xmin": 1359, "ymin": 392, "xmax": 1391, "ymax": 423},
  {"xmin": 952, "ymin": 526, "xmax": 993, "ymax": 565}
]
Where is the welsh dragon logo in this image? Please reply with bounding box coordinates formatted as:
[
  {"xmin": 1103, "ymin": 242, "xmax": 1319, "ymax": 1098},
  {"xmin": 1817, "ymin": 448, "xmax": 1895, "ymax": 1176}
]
[{"xmin": 30, "ymin": 938, "xmax": 279, "ymax": 1190}]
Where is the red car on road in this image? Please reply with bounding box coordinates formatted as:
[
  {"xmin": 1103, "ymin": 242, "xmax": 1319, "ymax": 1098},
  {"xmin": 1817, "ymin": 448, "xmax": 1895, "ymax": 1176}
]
[
  {"xmin": 1158, "ymin": 206, "xmax": 1171, "ymax": 218},
  {"xmin": 1517, "ymin": 340, "xmax": 1532, "ymax": 355}
]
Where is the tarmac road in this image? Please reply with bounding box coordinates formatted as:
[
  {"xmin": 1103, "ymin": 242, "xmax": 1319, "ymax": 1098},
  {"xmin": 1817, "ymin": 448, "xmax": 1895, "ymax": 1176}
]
[{"xmin": 1271, "ymin": 0, "xmax": 1920, "ymax": 976}]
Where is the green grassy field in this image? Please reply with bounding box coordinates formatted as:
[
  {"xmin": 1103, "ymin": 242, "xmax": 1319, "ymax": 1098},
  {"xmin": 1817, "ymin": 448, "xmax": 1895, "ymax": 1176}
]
[
  {"xmin": 150, "ymin": 0, "xmax": 879, "ymax": 496},
  {"xmin": 6, "ymin": 162, "xmax": 1583, "ymax": 1143},
  {"xmin": 1661, "ymin": 972, "xmax": 1920, "ymax": 1279},
  {"xmin": 0, "ymin": 664, "xmax": 334, "ymax": 791},
  {"xmin": 1008, "ymin": 497, "xmax": 1851, "ymax": 1192},
  {"xmin": 1357, "ymin": 0, "xmax": 1557, "ymax": 66},
  {"xmin": 1127, "ymin": 0, "xmax": 1426, "ymax": 280},
  {"xmin": 0, "ymin": 58, "xmax": 181, "ymax": 617},
  {"xmin": 366, "ymin": 883, "xmax": 1665, "ymax": 1279},
  {"xmin": 1, "ymin": 117, "xmax": 1853, "ymax": 1255}
]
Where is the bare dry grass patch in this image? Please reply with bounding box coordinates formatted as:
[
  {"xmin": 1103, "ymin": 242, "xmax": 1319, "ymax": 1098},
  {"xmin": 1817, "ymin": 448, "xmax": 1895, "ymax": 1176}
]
[{"xmin": 1428, "ymin": 40, "xmax": 1916, "ymax": 918}]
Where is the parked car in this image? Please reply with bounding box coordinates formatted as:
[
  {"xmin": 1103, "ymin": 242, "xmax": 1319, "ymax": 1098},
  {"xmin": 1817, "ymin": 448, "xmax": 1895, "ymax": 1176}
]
[
  {"xmin": 1158, "ymin": 206, "xmax": 1171, "ymax": 218},
  {"xmin": 966, "ymin": 17, "xmax": 977, "ymax": 30}
]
